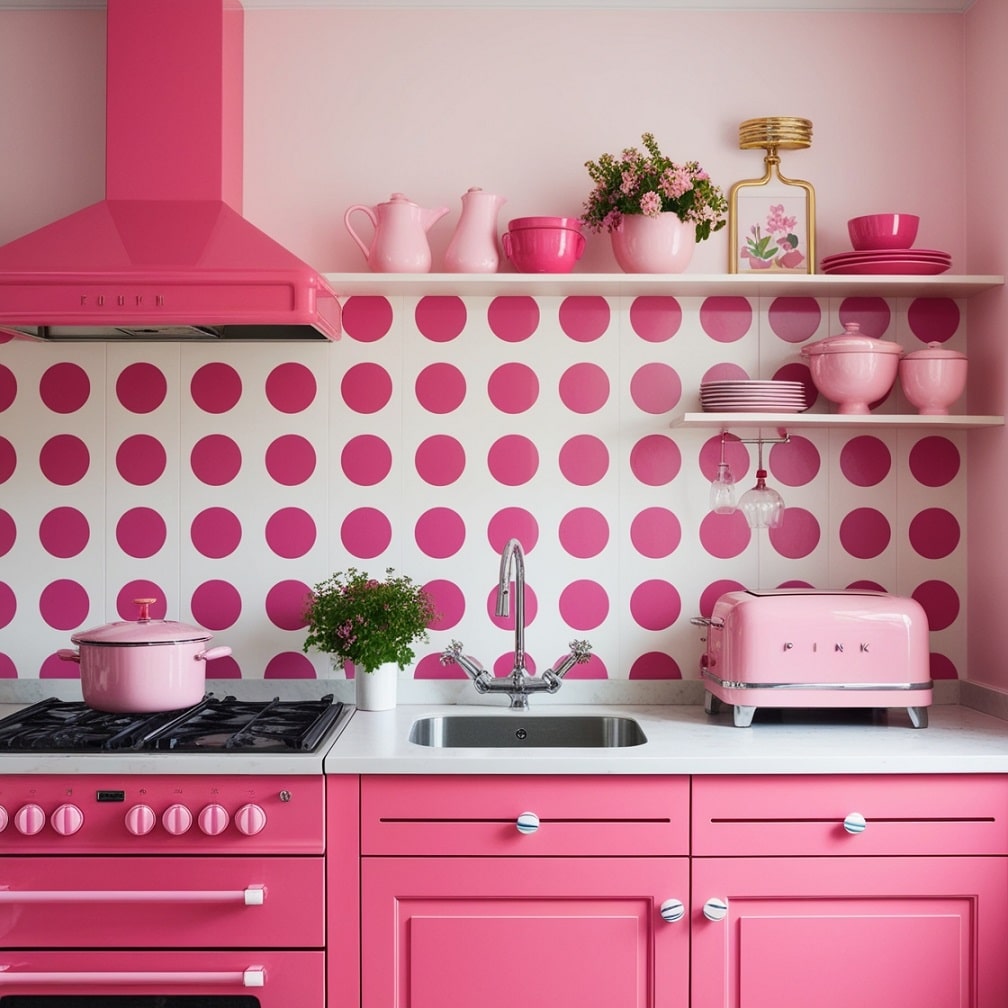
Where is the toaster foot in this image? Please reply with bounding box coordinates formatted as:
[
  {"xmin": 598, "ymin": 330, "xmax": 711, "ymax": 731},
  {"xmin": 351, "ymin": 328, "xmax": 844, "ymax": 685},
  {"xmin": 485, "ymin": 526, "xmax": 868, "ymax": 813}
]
[
  {"xmin": 732, "ymin": 705, "xmax": 756, "ymax": 728},
  {"xmin": 907, "ymin": 706, "xmax": 929, "ymax": 729},
  {"xmin": 704, "ymin": 692, "xmax": 722, "ymax": 715}
]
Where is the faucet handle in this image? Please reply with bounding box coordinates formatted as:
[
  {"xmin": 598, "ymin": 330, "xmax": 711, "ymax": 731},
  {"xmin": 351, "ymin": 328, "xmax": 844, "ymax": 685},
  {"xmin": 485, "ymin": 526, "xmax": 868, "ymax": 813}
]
[{"xmin": 568, "ymin": 639, "xmax": 593, "ymax": 663}]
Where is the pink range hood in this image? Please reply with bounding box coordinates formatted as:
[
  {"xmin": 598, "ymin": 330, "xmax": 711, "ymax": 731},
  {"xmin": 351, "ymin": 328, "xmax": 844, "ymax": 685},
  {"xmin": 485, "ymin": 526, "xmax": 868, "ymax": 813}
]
[{"xmin": 0, "ymin": 0, "xmax": 340, "ymax": 342}]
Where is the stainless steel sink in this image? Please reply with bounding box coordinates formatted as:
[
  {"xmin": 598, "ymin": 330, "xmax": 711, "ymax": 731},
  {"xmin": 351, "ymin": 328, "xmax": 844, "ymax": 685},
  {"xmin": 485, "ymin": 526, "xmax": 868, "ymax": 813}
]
[{"xmin": 408, "ymin": 714, "xmax": 647, "ymax": 749}]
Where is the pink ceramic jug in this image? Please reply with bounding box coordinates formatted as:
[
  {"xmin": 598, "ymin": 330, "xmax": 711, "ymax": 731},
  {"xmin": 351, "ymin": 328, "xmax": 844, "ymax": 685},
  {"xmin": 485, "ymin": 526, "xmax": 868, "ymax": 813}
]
[
  {"xmin": 344, "ymin": 193, "xmax": 449, "ymax": 273},
  {"xmin": 444, "ymin": 187, "xmax": 506, "ymax": 273}
]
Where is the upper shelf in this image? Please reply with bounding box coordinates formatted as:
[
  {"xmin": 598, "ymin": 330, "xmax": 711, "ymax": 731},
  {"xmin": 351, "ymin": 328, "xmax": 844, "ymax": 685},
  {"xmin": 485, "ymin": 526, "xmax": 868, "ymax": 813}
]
[
  {"xmin": 673, "ymin": 412, "xmax": 1005, "ymax": 431},
  {"xmin": 324, "ymin": 272, "xmax": 1005, "ymax": 300}
]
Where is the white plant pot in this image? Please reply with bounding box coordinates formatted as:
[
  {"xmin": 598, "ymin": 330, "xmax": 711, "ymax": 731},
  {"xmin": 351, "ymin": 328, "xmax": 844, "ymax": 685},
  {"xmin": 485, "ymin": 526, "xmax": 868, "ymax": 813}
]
[{"xmin": 354, "ymin": 662, "xmax": 399, "ymax": 711}]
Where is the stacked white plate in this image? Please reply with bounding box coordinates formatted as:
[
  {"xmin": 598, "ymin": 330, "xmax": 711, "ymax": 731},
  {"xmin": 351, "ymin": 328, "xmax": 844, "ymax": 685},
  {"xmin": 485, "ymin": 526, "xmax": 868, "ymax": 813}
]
[
  {"xmin": 820, "ymin": 248, "xmax": 951, "ymax": 275},
  {"xmin": 700, "ymin": 380, "xmax": 807, "ymax": 413}
]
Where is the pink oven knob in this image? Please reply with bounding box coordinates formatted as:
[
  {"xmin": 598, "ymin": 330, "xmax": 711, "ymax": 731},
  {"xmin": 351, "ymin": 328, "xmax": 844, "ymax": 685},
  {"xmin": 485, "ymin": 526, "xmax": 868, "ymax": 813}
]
[
  {"xmin": 234, "ymin": 803, "xmax": 267, "ymax": 836},
  {"xmin": 50, "ymin": 803, "xmax": 84, "ymax": 836},
  {"xmin": 161, "ymin": 803, "xmax": 194, "ymax": 836},
  {"xmin": 125, "ymin": 804, "xmax": 157, "ymax": 836},
  {"xmin": 14, "ymin": 803, "xmax": 46, "ymax": 835},
  {"xmin": 198, "ymin": 803, "xmax": 230, "ymax": 836}
]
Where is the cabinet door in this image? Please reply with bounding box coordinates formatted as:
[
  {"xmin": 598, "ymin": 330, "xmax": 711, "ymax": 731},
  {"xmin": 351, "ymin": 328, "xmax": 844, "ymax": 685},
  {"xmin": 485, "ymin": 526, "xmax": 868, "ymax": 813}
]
[
  {"xmin": 362, "ymin": 856, "xmax": 688, "ymax": 1008},
  {"xmin": 692, "ymin": 855, "xmax": 1008, "ymax": 1008}
]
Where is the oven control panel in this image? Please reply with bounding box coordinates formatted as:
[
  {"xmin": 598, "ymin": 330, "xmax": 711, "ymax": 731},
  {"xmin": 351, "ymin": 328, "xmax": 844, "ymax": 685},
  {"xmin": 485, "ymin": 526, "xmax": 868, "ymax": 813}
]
[{"xmin": 0, "ymin": 775, "xmax": 325, "ymax": 854}]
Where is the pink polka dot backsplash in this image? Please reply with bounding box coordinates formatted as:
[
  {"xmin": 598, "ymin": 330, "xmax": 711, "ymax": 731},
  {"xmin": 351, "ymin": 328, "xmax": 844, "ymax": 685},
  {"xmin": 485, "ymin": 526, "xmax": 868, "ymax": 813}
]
[{"xmin": 0, "ymin": 294, "xmax": 969, "ymax": 685}]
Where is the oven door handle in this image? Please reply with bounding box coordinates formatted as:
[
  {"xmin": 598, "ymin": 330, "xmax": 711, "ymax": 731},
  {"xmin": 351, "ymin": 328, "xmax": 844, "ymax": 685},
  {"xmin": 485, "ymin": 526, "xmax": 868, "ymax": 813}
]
[
  {"xmin": 0, "ymin": 885, "xmax": 266, "ymax": 906},
  {"xmin": 0, "ymin": 966, "xmax": 266, "ymax": 988}
]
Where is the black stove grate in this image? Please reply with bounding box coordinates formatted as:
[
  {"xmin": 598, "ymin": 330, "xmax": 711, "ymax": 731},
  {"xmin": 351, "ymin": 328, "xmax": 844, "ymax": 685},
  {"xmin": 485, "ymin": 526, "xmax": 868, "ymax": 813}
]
[{"xmin": 0, "ymin": 694, "xmax": 346, "ymax": 753}]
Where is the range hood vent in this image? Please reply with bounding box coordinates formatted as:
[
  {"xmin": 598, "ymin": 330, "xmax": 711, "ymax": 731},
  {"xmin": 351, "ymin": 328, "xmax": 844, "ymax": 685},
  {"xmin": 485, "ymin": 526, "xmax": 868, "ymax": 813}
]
[{"xmin": 0, "ymin": 0, "xmax": 340, "ymax": 343}]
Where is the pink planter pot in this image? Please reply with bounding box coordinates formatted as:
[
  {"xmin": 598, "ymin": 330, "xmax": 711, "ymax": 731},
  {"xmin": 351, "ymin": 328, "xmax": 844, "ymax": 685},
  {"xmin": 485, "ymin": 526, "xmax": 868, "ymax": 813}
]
[{"xmin": 610, "ymin": 212, "xmax": 696, "ymax": 273}]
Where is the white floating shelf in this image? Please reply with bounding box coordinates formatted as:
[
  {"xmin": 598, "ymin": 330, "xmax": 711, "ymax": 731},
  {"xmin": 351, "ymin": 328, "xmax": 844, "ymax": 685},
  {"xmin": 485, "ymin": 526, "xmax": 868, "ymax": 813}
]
[{"xmin": 673, "ymin": 412, "xmax": 1005, "ymax": 430}]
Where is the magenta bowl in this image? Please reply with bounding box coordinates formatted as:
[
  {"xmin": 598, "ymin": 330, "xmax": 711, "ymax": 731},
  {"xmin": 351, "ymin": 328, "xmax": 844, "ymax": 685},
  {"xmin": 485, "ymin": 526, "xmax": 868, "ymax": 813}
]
[
  {"xmin": 502, "ymin": 225, "xmax": 585, "ymax": 273},
  {"xmin": 847, "ymin": 213, "xmax": 920, "ymax": 251},
  {"xmin": 508, "ymin": 216, "xmax": 583, "ymax": 232}
]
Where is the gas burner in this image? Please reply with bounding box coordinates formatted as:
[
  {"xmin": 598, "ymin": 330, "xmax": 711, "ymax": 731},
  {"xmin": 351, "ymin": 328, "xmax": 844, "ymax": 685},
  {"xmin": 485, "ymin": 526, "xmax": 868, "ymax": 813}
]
[{"xmin": 0, "ymin": 694, "xmax": 348, "ymax": 753}]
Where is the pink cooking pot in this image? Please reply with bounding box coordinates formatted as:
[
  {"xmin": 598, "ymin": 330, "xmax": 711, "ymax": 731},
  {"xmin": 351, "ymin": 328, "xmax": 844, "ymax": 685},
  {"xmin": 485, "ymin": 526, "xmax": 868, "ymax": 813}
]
[{"xmin": 58, "ymin": 598, "xmax": 232, "ymax": 712}]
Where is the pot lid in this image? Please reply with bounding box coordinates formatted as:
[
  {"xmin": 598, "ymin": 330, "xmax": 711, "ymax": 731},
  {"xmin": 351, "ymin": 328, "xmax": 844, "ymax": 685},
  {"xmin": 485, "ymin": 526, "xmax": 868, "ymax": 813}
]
[
  {"xmin": 71, "ymin": 599, "xmax": 213, "ymax": 646},
  {"xmin": 902, "ymin": 341, "xmax": 967, "ymax": 361},
  {"xmin": 801, "ymin": 323, "xmax": 902, "ymax": 357}
]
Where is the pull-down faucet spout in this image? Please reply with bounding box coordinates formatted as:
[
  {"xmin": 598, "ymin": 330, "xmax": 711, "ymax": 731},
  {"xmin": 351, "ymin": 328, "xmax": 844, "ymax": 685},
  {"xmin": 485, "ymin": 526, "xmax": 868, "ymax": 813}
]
[{"xmin": 496, "ymin": 538, "xmax": 526, "ymax": 679}]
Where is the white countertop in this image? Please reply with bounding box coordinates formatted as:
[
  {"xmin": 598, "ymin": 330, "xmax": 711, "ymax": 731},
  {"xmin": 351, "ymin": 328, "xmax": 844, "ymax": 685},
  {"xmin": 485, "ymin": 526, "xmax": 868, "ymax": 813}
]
[{"xmin": 323, "ymin": 702, "xmax": 1008, "ymax": 775}]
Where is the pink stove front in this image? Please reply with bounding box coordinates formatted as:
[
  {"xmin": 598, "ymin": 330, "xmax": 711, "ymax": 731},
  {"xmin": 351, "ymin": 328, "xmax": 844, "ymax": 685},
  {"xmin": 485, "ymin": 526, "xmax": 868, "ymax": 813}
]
[{"xmin": 0, "ymin": 773, "xmax": 327, "ymax": 1006}]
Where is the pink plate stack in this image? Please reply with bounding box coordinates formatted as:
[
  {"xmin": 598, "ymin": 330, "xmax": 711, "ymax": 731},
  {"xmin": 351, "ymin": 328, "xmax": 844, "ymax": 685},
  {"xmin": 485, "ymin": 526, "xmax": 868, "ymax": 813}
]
[
  {"xmin": 700, "ymin": 380, "xmax": 808, "ymax": 413},
  {"xmin": 820, "ymin": 213, "xmax": 951, "ymax": 275}
]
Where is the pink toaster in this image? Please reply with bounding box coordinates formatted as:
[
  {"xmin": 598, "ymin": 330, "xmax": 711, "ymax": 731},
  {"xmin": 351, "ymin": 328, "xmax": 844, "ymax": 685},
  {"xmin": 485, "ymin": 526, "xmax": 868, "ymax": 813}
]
[{"xmin": 693, "ymin": 589, "xmax": 932, "ymax": 728}]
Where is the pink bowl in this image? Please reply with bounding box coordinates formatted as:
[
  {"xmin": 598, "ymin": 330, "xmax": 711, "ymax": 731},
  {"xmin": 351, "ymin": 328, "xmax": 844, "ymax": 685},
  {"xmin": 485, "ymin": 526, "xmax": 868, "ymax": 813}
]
[
  {"xmin": 508, "ymin": 216, "xmax": 583, "ymax": 231},
  {"xmin": 847, "ymin": 213, "xmax": 920, "ymax": 251},
  {"xmin": 502, "ymin": 225, "xmax": 585, "ymax": 273},
  {"xmin": 801, "ymin": 325, "xmax": 903, "ymax": 414}
]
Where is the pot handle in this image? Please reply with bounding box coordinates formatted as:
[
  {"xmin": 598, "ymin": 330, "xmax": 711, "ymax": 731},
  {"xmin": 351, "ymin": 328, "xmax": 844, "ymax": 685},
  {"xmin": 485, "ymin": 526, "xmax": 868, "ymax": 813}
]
[
  {"xmin": 196, "ymin": 646, "xmax": 232, "ymax": 663},
  {"xmin": 57, "ymin": 648, "xmax": 81, "ymax": 664}
]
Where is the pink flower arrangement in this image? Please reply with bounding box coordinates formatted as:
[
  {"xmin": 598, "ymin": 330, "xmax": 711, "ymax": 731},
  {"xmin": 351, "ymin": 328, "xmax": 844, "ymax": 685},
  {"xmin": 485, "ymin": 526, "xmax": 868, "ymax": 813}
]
[{"xmin": 581, "ymin": 132, "xmax": 728, "ymax": 241}]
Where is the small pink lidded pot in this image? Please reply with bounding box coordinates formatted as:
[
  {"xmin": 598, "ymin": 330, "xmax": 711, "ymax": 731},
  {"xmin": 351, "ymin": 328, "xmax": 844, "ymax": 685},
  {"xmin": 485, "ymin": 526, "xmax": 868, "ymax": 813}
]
[
  {"xmin": 502, "ymin": 216, "xmax": 585, "ymax": 273},
  {"xmin": 899, "ymin": 342, "xmax": 968, "ymax": 415}
]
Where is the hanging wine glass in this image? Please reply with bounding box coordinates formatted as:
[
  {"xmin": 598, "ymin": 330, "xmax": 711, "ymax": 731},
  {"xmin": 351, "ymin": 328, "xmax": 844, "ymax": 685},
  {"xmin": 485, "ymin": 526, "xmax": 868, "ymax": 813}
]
[
  {"xmin": 709, "ymin": 433, "xmax": 736, "ymax": 514},
  {"xmin": 738, "ymin": 440, "xmax": 784, "ymax": 529}
]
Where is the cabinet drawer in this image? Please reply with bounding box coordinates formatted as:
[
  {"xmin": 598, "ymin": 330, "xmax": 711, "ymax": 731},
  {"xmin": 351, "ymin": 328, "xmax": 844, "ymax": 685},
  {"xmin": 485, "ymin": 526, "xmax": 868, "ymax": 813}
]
[
  {"xmin": 361, "ymin": 775, "xmax": 689, "ymax": 856},
  {"xmin": 693, "ymin": 774, "xmax": 1008, "ymax": 856}
]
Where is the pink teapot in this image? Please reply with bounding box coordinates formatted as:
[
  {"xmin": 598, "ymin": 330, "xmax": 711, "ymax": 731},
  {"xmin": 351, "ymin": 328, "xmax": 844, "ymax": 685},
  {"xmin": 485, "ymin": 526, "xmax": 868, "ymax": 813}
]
[{"xmin": 344, "ymin": 193, "xmax": 449, "ymax": 273}]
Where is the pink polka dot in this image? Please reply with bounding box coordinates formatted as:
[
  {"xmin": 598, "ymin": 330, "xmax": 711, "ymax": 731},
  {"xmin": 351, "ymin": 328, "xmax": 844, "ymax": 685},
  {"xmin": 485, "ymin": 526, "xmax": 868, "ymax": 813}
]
[
  {"xmin": 838, "ymin": 297, "xmax": 891, "ymax": 338},
  {"xmin": 559, "ymin": 296, "xmax": 610, "ymax": 341},
  {"xmin": 0, "ymin": 653, "xmax": 15, "ymax": 678},
  {"xmin": 0, "ymin": 438, "xmax": 13, "ymax": 483},
  {"xmin": 629, "ymin": 296, "xmax": 683, "ymax": 342},
  {"xmin": 416, "ymin": 296, "xmax": 467, "ymax": 342},
  {"xmin": 415, "ymin": 508, "xmax": 466, "ymax": 558},
  {"xmin": 41, "ymin": 651, "xmax": 80, "ymax": 679},
  {"xmin": 630, "ymin": 362, "xmax": 681, "ymax": 414},
  {"xmin": 341, "ymin": 362, "xmax": 392, "ymax": 414},
  {"xmin": 488, "ymin": 362, "xmax": 539, "ymax": 413},
  {"xmin": 700, "ymin": 296, "xmax": 752, "ymax": 342},
  {"xmin": 190, "ymin": 434, "xmax": 241, "ymax": 485},
  {"xmin": 0, "ymin": 510, "xmax": 14, "ymax": 556},
  {"xmin": 909, "ymin": 508, "xmax": 960, "ymax": 559},
  {"xmin": 559, "ymin": 580, "xmax": 609, "ymax": 631},
  {"xmin": 190, "ymin": 579, "xmax": 241, "ymax": 631},
  {"xmin": 559, "ymin": 362, "xmax": 609, "ymax": 414},
  {"xmin": 558, "ymin": 435, "xmax": 609, "ymax": 486},
  {"xmin": 264, "ymin": 652, "xmax": 316, "ymax": 679},
  {"xmin": 559, "ymin": 508, "xmax": 608, "ymax": 558},
  {"xmin": 908, "ymin": 436, "xmax": 960, "ymax": 487},
  {"xmin": 488, "ymin": 296, "xmax": 539, "ymax": 342},
  {"xmin": 777, "ymin": 580, "xmax": 815, "ymax": 590},
  {"xmin": 839, "ymin": 507, "xmax": 891, "ymax": 559},
  {"xmin": 416, "ymin": 651, "xmax": 463, "ymax": 679},
  {"xmin": 846, "ymin": 579, "xmax": 887, "ymax": 592},
  {"xmin": 768, "ymin": 297, "xmax": 821, "ymax": 343},
  {"xmin": 39, "ymin": 507, "xmax": 89, "ymax": 558},
  {"xmin": 191, "ymin": 507, "xmax": 242, "ymax": 558},
  {"xmin": 840, "ymin": 436, "xmax": 892, "ymax": 487},
  {"xmin": 488, "ymin": 434, "xmax": 538, "ymax": 486},
  {"xmin": 0, "ymin": 583, "xmax": 14, "ymax": 629},
  {"xmin": 342, "ymin": 296, "xmax": 394, "ymax": 342},
  {"xmin": 630, "ymin": 434, "xmax": 681, "ymax": 486},
  {"xmin": 265, "ymin": 362, "xmax": 316, "ymax": 413},
  {"xmin": 768, "ymin": 507, "xmax": 820, "ymax": 558},
  {"xmin": 415, "ymin": 363, "xmax": 466, "ymax": 413},
  {"xmin": 629, "ymin": 652, "xmax": 681, "ymax": 679},
  {"xmin": 266, "ymin": 434, "xmax": 316, "ymax": 486},
  {"xmin": 698, "ymin": 511, "xmax": 750, "ymax": 558},
  {"xmin": 116, "ymin": 507, "xmax": 167, "ymax": 558},
  {"xmin": 771, "ymin": 360, "xmax": 817, "ymax": 408},
  {"xmin": 488, "ymin": 509, "xmax": 539, "ymax": 554},
  {"xmin": 698, "ymin": 579, "xmax": 746, "ymax": 616},
  {"xmin": 0, "ymin": 365, "xmax": 16, "ymax": 411},
  {"xmin": 341, "ymin": 507, "xmax": 392, "ymax": 558},
  {"xmin": 40, "ymin": 362, "xmax": 90, "ymax": 413},
  {"xmin": 907, "ymin": 298, "xmax": 960, "ymax": 344},
  {"xmin": 341, "ymin": 435, "xmax": 392, "ymax": 486},
  {"xmin": 265, "ymin": 507, "xmax": 316, "ymax": 559},
  {"xmin": 629, "ymin": 507, "xmax": 681, "ymax": 558},
  {"xmin": 630, "ymin": 580, "xmax": 681, "ymax": 630},
  {"xmin": 425, "ymin": 579, "xmax": 465, "ymax": 630},
  {"xmin": 39, "ymin": 435, "xmax": 89, "ymax": 485},
  {"xmin": 911, "ymin": 579, "xmax": 959, "ymax": 632},
  {"xmin": 265, "ymin": 580, "xmax": 311, "ymax": 631},
  {"xmin": 116, "ymin": 362, "xmax": 167, "ymax": 413},
  {"xmin": 493, "ymin": 649, "xmax": 537, "ymax": 678},
  {"xmin": 768, "ymin": 435, "xmax": 819, "ymax": 487},
  {"xmin": 116, "ymin": 434, "xmax": 167, "ymax": 486},
  {"xmin": 929, "ymin": 653, "xmax": 958, "ymax": 681},
  {"xmin": 415, "ymin": 435, "xmax": 465, "ymax": 485},
  {"xmin": 698, "ymin": 434, "xmax": 747, "ymax": 482},
  {"xmin": 702, "ymin": 362, "xmax": 750, "ymax": 383},
  {"xmin": 39, "ymin": 579, "xmax": 89, "ymax": 630},
  {"xmin": 116, "ymin": 583, "xmax": 166, "ymax": 620},
  {"xmin": 190, "ymin": 362, "xmax": 242, "ymax": 413}
]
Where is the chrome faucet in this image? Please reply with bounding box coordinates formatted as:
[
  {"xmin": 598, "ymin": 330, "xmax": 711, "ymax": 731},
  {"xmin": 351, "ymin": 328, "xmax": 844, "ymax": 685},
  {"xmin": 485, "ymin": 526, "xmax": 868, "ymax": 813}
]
[{"xmin": 441, "ymin": 538, "xmax": 592, "ymax": 709}]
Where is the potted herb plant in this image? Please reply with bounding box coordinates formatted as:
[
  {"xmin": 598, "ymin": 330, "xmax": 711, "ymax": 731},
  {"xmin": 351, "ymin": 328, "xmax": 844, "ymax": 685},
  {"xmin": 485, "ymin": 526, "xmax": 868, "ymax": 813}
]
[
  {"xmin": 303, "ymin": 567, "xmax": 438, "ymax": 710},
  {"xmin": 581, "ymin": 132, "xmax": 728, "ymax": 273}
]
